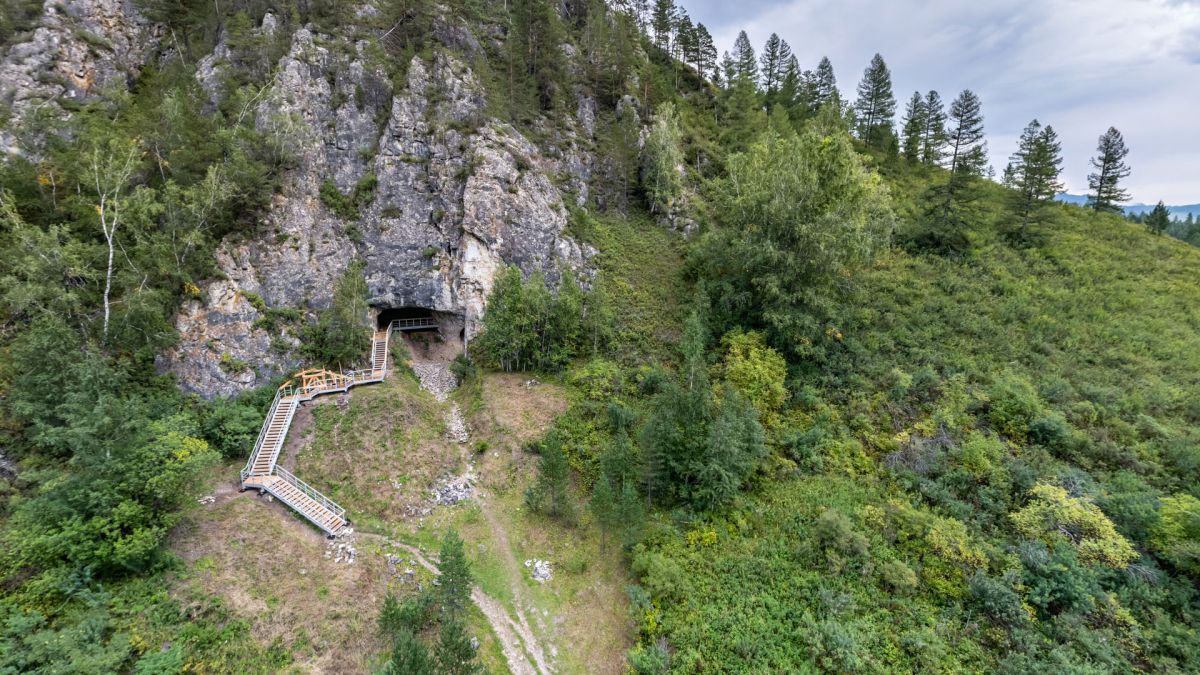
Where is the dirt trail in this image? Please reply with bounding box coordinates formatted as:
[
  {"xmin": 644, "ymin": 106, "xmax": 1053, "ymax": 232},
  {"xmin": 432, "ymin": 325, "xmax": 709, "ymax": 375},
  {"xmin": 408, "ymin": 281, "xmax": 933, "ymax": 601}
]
[
  {"xmin": 386, "ymin": 540, "xmax": 551, "ymax": 675},
  {"xmin": 399, "ymin": 335, "xmax": 556, "ymax": 675}
]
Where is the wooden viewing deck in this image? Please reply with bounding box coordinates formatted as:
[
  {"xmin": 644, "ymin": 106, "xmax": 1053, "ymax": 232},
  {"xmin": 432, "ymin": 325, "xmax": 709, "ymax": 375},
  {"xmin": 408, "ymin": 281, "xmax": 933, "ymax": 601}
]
[{"xmin": 240, "ymin": 319, "xmax": 426, "ymax": 535}]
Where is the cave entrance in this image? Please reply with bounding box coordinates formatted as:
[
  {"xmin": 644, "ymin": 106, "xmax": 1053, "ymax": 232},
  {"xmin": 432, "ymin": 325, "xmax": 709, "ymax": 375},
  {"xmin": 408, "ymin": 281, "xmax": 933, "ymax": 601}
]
[{"xmin": 376, "ymin": 307, "xmax": 438, "ymax": 331}]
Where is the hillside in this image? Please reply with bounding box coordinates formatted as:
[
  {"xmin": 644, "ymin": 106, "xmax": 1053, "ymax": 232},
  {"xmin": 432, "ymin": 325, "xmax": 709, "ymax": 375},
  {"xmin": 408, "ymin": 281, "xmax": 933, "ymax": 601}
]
[{"xmin": 1, "ymin": 1, "xmax": 1199, "ymax": 674}]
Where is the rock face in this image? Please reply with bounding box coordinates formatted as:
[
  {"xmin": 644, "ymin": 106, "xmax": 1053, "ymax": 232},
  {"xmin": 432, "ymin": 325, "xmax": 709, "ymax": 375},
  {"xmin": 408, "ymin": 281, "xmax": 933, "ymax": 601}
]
[
  {"xmin": 160, "ymin": 24, "xmax": 592, "ymax": 398},
  {"xmin": 0, "ymin": 0, "xmax": 153, "ymax": 154}
]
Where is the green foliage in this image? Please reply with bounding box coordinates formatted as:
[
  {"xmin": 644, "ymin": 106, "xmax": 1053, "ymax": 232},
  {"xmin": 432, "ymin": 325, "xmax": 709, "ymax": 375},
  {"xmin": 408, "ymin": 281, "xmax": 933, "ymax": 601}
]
[
  {"xmin": 715, "ymin": 330, "xmax": 787, "ymax": 429},
  {"xmin": 1151, "ymin": 493, "xmax": 1200, "ymax": 575},
  {"xmin": 696, "ymin": 122, "xmax": 894, "ymax": 359},
  {"xmin": 641, "ymin": 102, "xmax": 684, "ymax": 214},
  {"xmin": 384, "ymin": 627, "xmax": 434, "ymax": 675},
  {"xmin": 437, "ymin": 529, "xmax": 473, "ymax": 618},
  {"xmin": 526, "ymin": 433, "xmax": 574, "ymax": 521},
  {"xmin": 435, "ymin": 614, "xmax": 482, "ymax": 675},
  {"xmin": 318, "ymin": 173, "xmax": 377, "ymax": 221},
  {"xmin": 472, "ymin": 267, "xmax": 607, "ymax": 372},
  {"xmin": 1011, "ymin": 483, "xmax": 1137, "ymax": 568},
  {"xmin": 299, "ymin": 261, "xmax": 371, "ymax": 368}
]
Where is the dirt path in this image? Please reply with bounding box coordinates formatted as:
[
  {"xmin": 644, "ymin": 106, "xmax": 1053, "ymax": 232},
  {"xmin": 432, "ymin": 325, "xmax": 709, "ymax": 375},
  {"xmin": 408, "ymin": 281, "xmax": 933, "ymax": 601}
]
[
  {"xmin": 398, "ymin": 335, "xmax": 556, "ymax": 675},
  {"xmin": 386, "ymin": 540, "xmax": 551, "ymax": 675}
]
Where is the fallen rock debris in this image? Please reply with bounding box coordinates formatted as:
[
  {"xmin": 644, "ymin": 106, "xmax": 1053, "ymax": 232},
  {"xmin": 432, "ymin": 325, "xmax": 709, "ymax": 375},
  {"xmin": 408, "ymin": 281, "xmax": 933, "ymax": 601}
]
[{"xmin": 524, "ymin": 559, "xmax": 552, "ymax": 582}]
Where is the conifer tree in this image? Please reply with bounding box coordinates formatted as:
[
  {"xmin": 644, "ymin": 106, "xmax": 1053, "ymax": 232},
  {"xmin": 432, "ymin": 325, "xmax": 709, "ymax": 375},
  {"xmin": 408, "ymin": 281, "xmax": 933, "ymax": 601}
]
[
  {"xmin": 920, "ymin": 90, "xmax": 947, "ymax": 166},
  {"xmin": 435, "ymin": 615, "xmax": 482, "ymax": 675},
  {"xmin": 1005, "ymin": 119, "xmax": 1064, "ymax": 231},
  {"xmin": 1146, "ymin": 201, "xmax": 1171, "ymax": 235},
  {"xmin": 924, "ymin": 89, "xmax": 987, "ymax": 241},
  {"xmin": 618, "ymin": 479, "xmax": 646, "ymax": 547},
  {"xmin": 900, "ymin": 92, "xmax": 926, "ymax": 162},
  {"xmin": 854, "ymin": 53, "xmax": 897, "ymax": 148},
  {"xmin": 651, "ymin": 0, "xmax": 675, "ymax": 51},
  {"xmin": 813, "ymin": 56, "xmax": 838, "ymax": 108},
  {"xmin": 526, "ymin": 435, "xmax": 573, "ymax": 521},
  {"xmin": 695, "ymin": 23, "xmax": 717, "ymax": 79},
  {"xmin": 732, "ymin": 31, "xmax": 758, "ymax": 85},
  {"xmin": 1087, "ymin": 127, "xmax": 1132, "ymax": 214},
  {"xmin": 759, "ymin": 33, "xmax": 792, "ymax": 104},
  {"xmin": 384, "ymin": 628, "xmax": 434, "ymax": 675},
  {"xmin": 437, "ymin": 529, "xmax": 472, "ymax": 619},
  {"xmin": 676, "ymin": 12, "xmax": 696, "ymax": 69},
  {"xmin": 590, "ymin": 474, "xmax": 618, "ymax": 550},
  {"xmin": 777, "ymin": 55, "xmax": 801, "ymax": 113}
]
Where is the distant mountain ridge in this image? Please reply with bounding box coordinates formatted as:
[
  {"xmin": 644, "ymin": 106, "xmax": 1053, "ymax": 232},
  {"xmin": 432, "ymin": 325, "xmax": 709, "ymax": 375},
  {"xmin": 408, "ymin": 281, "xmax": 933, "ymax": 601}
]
[{"xmin": 1057, "ymin": 193, "xmax": 1200, "ymax": 219}]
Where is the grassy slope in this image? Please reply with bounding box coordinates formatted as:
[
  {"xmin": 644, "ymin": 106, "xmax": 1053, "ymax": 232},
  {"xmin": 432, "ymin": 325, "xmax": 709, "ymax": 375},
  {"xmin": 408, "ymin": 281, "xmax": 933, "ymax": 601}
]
[{"xmin": 635, "ymin": 191, "xmax": 1200, "ymax": 671}]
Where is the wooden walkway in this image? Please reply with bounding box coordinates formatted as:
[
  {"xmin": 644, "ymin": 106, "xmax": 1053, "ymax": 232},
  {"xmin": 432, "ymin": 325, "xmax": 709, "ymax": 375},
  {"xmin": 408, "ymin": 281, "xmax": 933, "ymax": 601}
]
[{"xmin": 240, "ymin": 321, "xmax": 415, "ymax": 535}]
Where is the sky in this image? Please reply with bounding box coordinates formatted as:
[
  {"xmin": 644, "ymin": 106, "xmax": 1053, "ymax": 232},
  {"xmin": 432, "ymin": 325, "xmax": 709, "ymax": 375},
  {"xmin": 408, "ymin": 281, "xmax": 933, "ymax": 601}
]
[{"xmin": 682, "ymin": 0, "xmax": 1200, "ymax": 204}]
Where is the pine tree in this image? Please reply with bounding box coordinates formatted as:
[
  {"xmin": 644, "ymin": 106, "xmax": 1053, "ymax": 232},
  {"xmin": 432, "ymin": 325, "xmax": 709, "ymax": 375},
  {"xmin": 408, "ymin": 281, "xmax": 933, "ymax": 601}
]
[
  {"xmin": 525, "ymin": 435, "xmax": 573, "ymax": 520},
  {"xmin": 651, "ymin": 0, "xmax": 675, "ymax": 51},
  {"xmin": 926, "ymin": 90, "xmax": 987, "ymax": 239},
  {"xmin": 854, "ymin": 53, "xmax": 897, "ymax": 148},
  {"xmin": 1146, "ymin": 201, "xmax": 1171, "ymax": 235},
  {"xmin": 777, "ymin": 55, "xmax": 801, "ymax": 113},
  {"xmin": 759, "ymin": 33, "xmax": 792, "ymax": 105},
  {"xmin": 435, "ymin": 615, "xmax": 482, "ymax": 675},
  {"xmin": 1006, "ymin": 119, "xmax": 1064, "ymax": 231},
  {"xmin": 618, "ymin": 479, "xmax": 646, "ymax": 547},
  {"xmin": 813, "ymin": 56, "xmax": 838, "ymax": 108},
  {"xmin": 590, "ymin": 474, "xmax": 618, "ymax": 550},
  {"xmin": 900, "ymin": 91, "xmax": 926, "ymax": 163},
  {"xmin": 438, "ymin": 529, "xmax": 472, "ymax": 618},
  {"xmin": 676, "ymin": 12, "xmax": 697, "ymax": 70},
  {"xmin": 732, "ymin": 31, "xmax": 757, "ymax": 86},
  {"xmin": 1087, "ymin": 127, "xmax": 1132, "ymax": 214},
  {"xmin": 695, "ymin": 23, "xmax": 717, "ymax": 79},
  {"xmin": 384, "ymin": 627, "xmax": 434, "ymax": 675},
  {"xmin": 920, "ymin": 90, "xmax": 947, "ymax": 166}
]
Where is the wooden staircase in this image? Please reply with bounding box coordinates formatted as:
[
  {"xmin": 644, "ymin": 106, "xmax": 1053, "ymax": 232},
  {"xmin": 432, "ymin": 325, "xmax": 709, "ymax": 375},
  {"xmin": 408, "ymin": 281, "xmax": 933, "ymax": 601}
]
[{"xmin": 240, "ymin": 323, "xmax": 411, "ymax": 536}]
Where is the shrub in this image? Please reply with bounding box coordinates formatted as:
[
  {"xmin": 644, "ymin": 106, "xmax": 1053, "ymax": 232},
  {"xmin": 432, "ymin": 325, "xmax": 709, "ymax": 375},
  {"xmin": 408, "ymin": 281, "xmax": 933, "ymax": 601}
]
[{"xmin": 1011, "ymin": 483, "xmax": 1137, "ymax": 569}]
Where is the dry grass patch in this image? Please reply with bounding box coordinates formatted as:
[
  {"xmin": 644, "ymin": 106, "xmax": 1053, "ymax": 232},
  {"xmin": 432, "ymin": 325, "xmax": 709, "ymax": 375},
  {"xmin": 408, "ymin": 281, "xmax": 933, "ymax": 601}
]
[
  {"xmin": 171, "ymin": 492, "xmax": 391, "ymax": 673},
  {"xmin": 296, "ymin": 374, "xmax": 460, "ymax": 529}
]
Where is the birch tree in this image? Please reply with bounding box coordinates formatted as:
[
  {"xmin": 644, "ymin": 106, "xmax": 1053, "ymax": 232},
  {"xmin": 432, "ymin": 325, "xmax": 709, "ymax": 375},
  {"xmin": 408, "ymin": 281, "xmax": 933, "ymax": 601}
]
[{"xmin": 83, "ymin": 137, "xmax": 141, "ymax": 341}]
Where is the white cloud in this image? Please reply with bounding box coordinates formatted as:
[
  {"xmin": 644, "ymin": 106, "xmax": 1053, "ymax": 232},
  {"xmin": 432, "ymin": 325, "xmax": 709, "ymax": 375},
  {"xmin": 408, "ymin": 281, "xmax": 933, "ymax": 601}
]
[{"xmin": 686, "ymin": 0, "xmax": 1200, "ymax": 203}]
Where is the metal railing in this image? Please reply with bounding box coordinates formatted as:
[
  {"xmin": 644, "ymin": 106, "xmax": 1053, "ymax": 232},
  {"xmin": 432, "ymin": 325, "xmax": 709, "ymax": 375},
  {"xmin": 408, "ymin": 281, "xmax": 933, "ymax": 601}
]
[
  {"xmin": 275, "ymin": 466, "xmax": 346, "ymax": 525},
  {"xmin": 389, "ymin": 317, "xmax": 437, "ymax": 330},
  {"xmin": 241, "ymin": 387, "xmax": 285, "ymax": 481}
]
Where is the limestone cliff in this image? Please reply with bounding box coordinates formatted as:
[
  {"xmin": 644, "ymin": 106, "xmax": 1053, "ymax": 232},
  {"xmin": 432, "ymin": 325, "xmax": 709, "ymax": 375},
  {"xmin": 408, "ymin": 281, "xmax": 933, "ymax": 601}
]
[
  {"xmin": 0, "ymin": 0, "xmax": 154, "ymax": 154},
  {"xmin": 159, "ymin": 21, "xmax": 594, "ymax": 398}
]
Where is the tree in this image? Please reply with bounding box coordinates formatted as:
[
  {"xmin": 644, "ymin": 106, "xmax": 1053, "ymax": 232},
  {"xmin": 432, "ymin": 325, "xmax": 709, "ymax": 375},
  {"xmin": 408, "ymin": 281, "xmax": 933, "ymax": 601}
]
[
  {"xmin": 813, "ymin": 56, "xmax": 838, "ymax": 108},
  {"xmin": 1087, "ymin": 127, "xmax": 1131, "ymax": 214},
  {"xmin": 650, "ymin": 0, "xmax": 675, "ymax": 51},
  {"xmin": 300, "ymin": 260, "xmax": 371, "ymax": 368},
  {"xmin": 526, "ymin": 434, "xmax": 573, "ymax": 521},
  {"xmin": 642, "ymin": 102, "xmax": 684, "ymax": 215},
  {"xmin": 675, "ymin": 11, "xmax": 696, "ymax": 68},
  {"xmin": 759, "ymin": 33, "xmax": 792, "ymax": 104},
  {"xmin": 508, "ymin": 0, "xmax": 566, "ymax": 112},
  {"xmin": 854, "ymin": 53, "xmax": 896, "ymax": 149},
  {"xmin": 590, "ymin": 474, "xmax": 619, "ymax": 550},
  {"xmin": 83, "ymin": 135, "xmax": 142, "ymax": 341},
  {"xmin": 716, "ymin": 330, "xmax": 788, "ymax": 429},
  {"xmin": 693, "ymin": 385, "xmax": 765, "ymax": 510},
  {"xmin": 1004, "ymin": 119, "xmax": 1064, "ymax": 231},
  {"xmin": 696, "ymin": 122, "xmax": 894, "ymax": 357},
  {"xmin": 435, "ymin": 615, "xmax": 481, "ymax": 675},
  {"xmin": 695, "ymin": 23, "xmax": 717, "ymax": 79},
  {"xmin": 926, "ymin": 89, "xmax": 987, "ymax": 238},
  {"xmin": 900, "ymin": 92, "xmax": 926, "ymax": 163},
  {"xmin": 438, "ymin": 529, "xmax": 472, "ymax": 618},
  {"xmin": 384, "ymin": 628, "xmax": 434, "ymax": 675},
  {"xmin": 618, "ymin": 479, "xmax": 646, "ymax": 547},
  {"xmin": 731, "ymin": 31, "xmax": 757, "ymax": 86},
  {"xmin": 920, "ymin": 90, "xmax": 947, "ymax": 166},
  {"xmin": 1145, "ymin": 201, "xmax": 1171, "ymax": 235}
]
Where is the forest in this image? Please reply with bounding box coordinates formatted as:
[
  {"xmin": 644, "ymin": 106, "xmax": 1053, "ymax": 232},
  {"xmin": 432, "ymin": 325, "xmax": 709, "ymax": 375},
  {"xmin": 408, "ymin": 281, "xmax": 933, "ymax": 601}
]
[{"xmin": 1, "ymin": 0, "xmax": 1199, "ymax": 672}]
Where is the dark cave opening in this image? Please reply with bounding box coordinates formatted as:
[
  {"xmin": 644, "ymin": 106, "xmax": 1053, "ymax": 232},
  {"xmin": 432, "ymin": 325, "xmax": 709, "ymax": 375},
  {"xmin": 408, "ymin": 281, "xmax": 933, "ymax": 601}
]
[{"xmin": 376, "ymin": 306, "xmax": 435, "ymax": 329}]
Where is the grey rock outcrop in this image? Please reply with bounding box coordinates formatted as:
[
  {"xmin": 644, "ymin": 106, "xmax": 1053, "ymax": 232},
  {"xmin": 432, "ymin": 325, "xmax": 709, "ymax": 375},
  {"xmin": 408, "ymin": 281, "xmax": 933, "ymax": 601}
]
[
  {"xmin": 161, "ymin": 27, "xmax": 592, "ymax": 398},
  {"xmin": 0, "ymin": 0, "xmax": 153, "ymax": 154}
]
